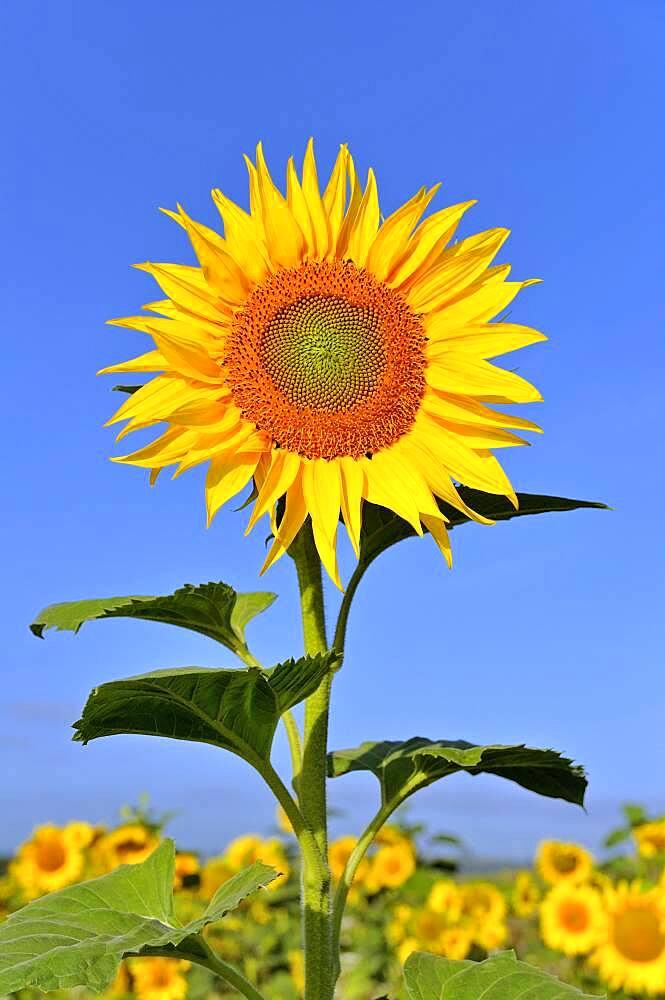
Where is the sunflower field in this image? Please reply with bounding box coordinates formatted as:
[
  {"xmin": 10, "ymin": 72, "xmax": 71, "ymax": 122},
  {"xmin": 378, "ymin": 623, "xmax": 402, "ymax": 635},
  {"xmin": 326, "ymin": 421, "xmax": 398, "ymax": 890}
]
[{"xmin": 2, "ymin": 802, "xmax": 664, "ymax": 1000}]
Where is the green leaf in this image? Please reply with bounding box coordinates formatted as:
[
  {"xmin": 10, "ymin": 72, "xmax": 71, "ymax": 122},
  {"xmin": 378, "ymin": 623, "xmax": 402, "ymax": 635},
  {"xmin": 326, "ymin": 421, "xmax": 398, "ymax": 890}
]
[
  {"xmin": 112, "ymin": 384, "xmax": 144, "ymax": 394},
  {"xmin": 0, "ymin": 839, "xmax": 276, "ymax": 995},
  {"xmin": 328, "ymin": 738, "xmax": 586, "ymax": 810},
  {"xmin": 30, "ymin": 581, "xmax": 277, "ymax": 662},
  {"xmin": 74, "ymin": 653, "xmax": 337, "ymax": 765},
  {"xmin": 404, "ymin": 950, "xmax": 604, "ymax": 999},
  {"xmin": 359, "ymin": 489, "xmax": 608, "ymax": 567}
]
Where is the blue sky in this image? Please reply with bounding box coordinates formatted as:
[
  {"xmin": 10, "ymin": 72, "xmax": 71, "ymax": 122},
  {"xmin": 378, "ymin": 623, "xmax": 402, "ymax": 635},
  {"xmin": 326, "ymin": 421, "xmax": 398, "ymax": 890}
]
[{"xmin": 1, "ymin": 0, "xmax": 663, "ymax": 862}]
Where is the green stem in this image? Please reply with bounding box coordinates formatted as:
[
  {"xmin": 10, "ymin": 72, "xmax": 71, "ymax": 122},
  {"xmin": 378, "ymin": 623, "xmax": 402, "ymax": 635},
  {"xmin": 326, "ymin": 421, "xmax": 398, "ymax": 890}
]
[
  {"xmin": 282, "ymin": 710, "xmax": 303, "ymax": 789},
  {"xmin": 289, "ymin": 520, "xmax": 334, "ymax": 1000},
  {"xmin": 331, "ymin": 802, "xmax": 397, "ymax": 959},
  {"xmin": 332, "ymin": 560, "xmax": 365, "ymax": 654},
  {"xmin": 176, "ymin": 938, "xmax": 268, "ymax": 1000}
]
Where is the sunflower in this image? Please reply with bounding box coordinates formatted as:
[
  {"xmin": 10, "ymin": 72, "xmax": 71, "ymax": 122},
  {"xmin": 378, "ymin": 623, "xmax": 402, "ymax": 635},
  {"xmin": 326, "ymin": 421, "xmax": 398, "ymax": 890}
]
[
  {"xmin": 369, "ymin": 842, "xmax": 416, "ymax": 890},
  {"xmin": 440, "ymin": 926, "xmax": 473, "ymax": 960},
  {"xmin": 427, "ymin": 879, "xmax": 462, "ymax": 920},
  {"xmin": 128, "ymin": 958, "xmax": 190, "ymax": 1000},
  {"xmin": 10, "ymin": 824, "xmax": 84, "ymax": 897},
  {"xmin": 199, "ymin": 855, "xmax": 233, "ymax": 899},
  {"xmin": 590, "ymin": 883, "xmax": 665, "ymax": 996},
  {"xmin": 540, "ymin": 883, "xmax": 606, "ymax": 956},
  {"xmin": 536, "ymin": 840, "xmax": 593, "ymax": 886},
  {"xmin": 459, "ymin": 881, "xmax": 507, "ymax": 923},
  {"xmin": 173, "ymin": 851, "xmax": 199, "ymax": 890},
  {"xmin": 102, "ymin": 140, "xmax": 544, "ymax": 587},
  {"xmin": 329, "ymin": 836, "xmax": 359, "ymax": 881},
  {"xmin": 224, "ymin": 834, "xmax": 289, "ymax": 888},
  {"xmin": 93, "ymin": 824, "xmax": 160, "ymax": 872},
  {"xmin": 634, "ymin": 821, "xmax": 665, "ymax": 859},
  {"xmin": 512, "ymin": 870, "xmax": 541, "ymax": 917}
]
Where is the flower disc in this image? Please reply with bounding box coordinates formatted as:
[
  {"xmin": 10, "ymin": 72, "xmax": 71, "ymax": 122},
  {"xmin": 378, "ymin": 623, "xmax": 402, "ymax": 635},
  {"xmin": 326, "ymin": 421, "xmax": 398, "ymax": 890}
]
[{"xmin": 225, "ymin": 260, "xmax": 426, "ymax": 460}]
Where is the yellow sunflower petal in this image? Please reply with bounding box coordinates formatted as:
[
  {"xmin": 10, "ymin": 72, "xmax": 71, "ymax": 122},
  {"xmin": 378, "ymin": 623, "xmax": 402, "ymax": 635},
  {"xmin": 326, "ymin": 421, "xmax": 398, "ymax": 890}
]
[
  {"xmin": 339, "ymin": 457, "xmax": 366, "ymax": 557},
  {"xmin": 246, "ymin": 449, "xmax": 302, "ymax": 533},
  {"xmin": 261, "ymin": 469, "xmax": 308, "ymax": 573},
  {"xmin": 389, "ymin": 200, "xmax": 477, "ymax": 287},
  {"xmin": 420, "ymin": 415, "xmax": 518, "ymax": 503},
  {"xmin": 211, "ymin": 188, "xmax": 270, "ymax": 285},
  {"xmin": 175, "ymin": 204, "xmax": 250, "ymax": 302},
  {"xmin": 366, "ymin": 185, "xmax": 440, "ymax": 282},
  {"xmin": 302, "ymin": 137, "xmax": 330, "ymax": 257},
  {"xmin": 427, "ymin": 353, "xmax": 543, "ymax": 404},
  {"xmin": 252, "ymin": 142, "xmax": 307, "ymax": 268},
  {"xmin": 302, "ymin": 460, "xmax": 342, "ymax": 589},
  {"xmin": 286, "ymin": 157, "xmax": 316, "ymax": 256},
  {"xmin": 420, "ymin": 513, "xmax": 453, "ymax": 568},
  {"xmin": 97, "ymin": 350, "xmax": 166, "ymax": 376},
  {"xmin": 422, "ymin": 389, "xmax": 543, "ymax": 434},
  {"xmin": 206, "ymin": 453, "xmax": 262, "ymax": 526},
  {"xmin": 345, "ymin": 169, "xmax": 380, "ymax": 266},
  {"xmin": 427, "ymin": 322, "xmax": 547, "ymax": 359},
  {"xmin": 322, "ymin": 145, "xmax": 349, "ymax": 247},
  {"xmin": 134, "ymin": 262, "xmax": 231, "ymax": 324},
  {"xmin": 405, "ymin": 228, "xmax": 510, "ymax": 312}
]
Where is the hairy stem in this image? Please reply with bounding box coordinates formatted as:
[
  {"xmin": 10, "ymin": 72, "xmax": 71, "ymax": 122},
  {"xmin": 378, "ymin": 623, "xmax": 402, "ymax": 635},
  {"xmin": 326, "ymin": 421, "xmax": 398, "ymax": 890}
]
[{"xmin": 289, "ymin": 520, "xmax": 334, "ymax": 1000}]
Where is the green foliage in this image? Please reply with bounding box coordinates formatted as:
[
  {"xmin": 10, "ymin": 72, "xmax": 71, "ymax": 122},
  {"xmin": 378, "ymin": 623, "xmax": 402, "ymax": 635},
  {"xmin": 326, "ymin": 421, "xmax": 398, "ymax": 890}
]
[
  {"xmin": 328, "ymin": 738, "xmax": 586, "ymax": 811},
  {"xmin": 74, "ymin": 653, "xmax": 337, "ymax": 764},
  {"xmin": 359, "ymin": 490, "xmax": 608, "ymax": 567},
  {"xmin": 403, "ymin": 950, "xmax": 605, "ymax": 999},
  {"xmin": 0, "ymin": 840, "xmax": 276, "ymax": 995},
  {"xmin": 30, "ymin": 581, "xmax": 277, "ymax": 662}
]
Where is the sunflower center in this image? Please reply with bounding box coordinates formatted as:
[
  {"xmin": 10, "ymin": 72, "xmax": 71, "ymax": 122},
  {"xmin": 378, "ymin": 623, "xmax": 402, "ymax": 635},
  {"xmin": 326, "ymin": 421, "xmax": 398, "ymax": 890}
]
[
  {"xmin": 554, "ymin": 851, "xmax": 579, "ymax": 874},
  {"xmin": 559, "ymin": 901, "xmax": 590, "ymax": 932},
  {"xmin": 225, "ymin": 260, "xmax": 426, "ymax": 460},
  {"xmin": 613, "ymin": 907, "xmax": 665, "ymax": 963},
  {"xmin": 261, "ymin": 296, "xmax": 385, "ymax": 411},
  {"xmin": 36, "ymin": 839, "xmax": 67, "ymax": 872}
]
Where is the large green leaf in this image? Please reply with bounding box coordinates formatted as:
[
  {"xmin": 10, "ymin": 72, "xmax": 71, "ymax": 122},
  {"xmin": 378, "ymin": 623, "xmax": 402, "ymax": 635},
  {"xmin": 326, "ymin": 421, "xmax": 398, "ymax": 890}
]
[
  {"xmin": 30, "ymin": 581, "xmax": 277, "ymax": 662},
  {"xmin": 404, "ymin": 950, "xmax": 603, "ymax": 999},
  {"xmin": 328, "ymin": 738, "xmax": 586, "ymax": 811},
  {"xmin": 359, "ymin": 489, "xmax": 608, "ymax": 567},
  {"xmin": 0, "ymin": 839, "xmax": 276, "ymax": 995},
  {"xmin": 74, "ymin": 653, "xmax": 337, "ymax": 765}
]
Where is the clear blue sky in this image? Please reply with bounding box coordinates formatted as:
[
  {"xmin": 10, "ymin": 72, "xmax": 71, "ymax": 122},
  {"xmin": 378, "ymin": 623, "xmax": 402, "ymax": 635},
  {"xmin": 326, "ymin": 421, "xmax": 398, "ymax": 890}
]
[{"xmin": 2, "ymin": 0, "xmax": 663, "ymax": 863}]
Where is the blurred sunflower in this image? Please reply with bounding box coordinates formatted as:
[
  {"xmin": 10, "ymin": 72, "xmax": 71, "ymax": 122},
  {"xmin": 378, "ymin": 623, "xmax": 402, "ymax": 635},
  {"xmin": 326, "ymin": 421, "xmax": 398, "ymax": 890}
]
[
  {"xmin": 427, "ymin": 879, "xmax": 462, "ymax": 920},
  {"xmin": 94, "ymin": 824, "xmax": 160, "ymax": 872},
  {"xmin": 540, "ymin": 883, "xmax": 606, "ymax": 956},
  {"xmin": 459, "ymin": 881, "xmax": 507, "ymax": 923},
  {"xmin": 199, "ymin": 855, "xmax": 233, "ymax": 899},
  {"xmin": 634, "ymin": 821, "xmax": 665, "ymax": 859},
  {"xmin": 173, "ymin": 851, "xmax": 199, "ymax": 890},
  {"xmin": 369, "ymin": 841, "xmax": 416, "ymax": 890},
  {"xmin": 103, "ymin": 140, "xmax": 544, "ymax": 586},
  {"xmin": 536, "ymin": 840, "xmax": 593, "ymax": 886},
  {"xmin": 329, "ymin": 836, "xmax": 359, "ymax": 881},
  {"xmin": 590, "ymin": 883, "xmax": 665, "ymax": 996},
  {"xmin": 10, "ymin": 824, "xmax": 84, "ymax": 897},
  {"xmin": 439, "ymin": 926, "xmax": 473, "ymax": 960},
  {"xmin": 129, "ymin": 958, "xmax": 190, "ymax": 1000},
  {"xmin": 512, "ymin": 870, "xmax": 541, "ymax": 917},
  {"xmin": 224, "ymin": 834, "xmax": 289, "ymax": 888}
]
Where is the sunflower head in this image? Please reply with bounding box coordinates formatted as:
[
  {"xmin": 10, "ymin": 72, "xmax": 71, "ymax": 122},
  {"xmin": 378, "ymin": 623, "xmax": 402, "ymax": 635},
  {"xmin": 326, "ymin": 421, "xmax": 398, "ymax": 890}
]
[
  {"xmin": 10, "ymin": 824, "xmax": 84, "ymax": 897},
  {"xmin": 634, "ymin": 821, "xmax": 665, "ymax": 859},
  {"xmin": 540, "ymin": 883, "xmax": 606, "ymax": 956},
  {"xmin": 512, "ymin": 870, "xmax": 541, "ymax": 916},
  {"xmin": 369, "ymin": 841, "xmax": 416, "ymax": 890},
  {"xmin": 536, "ymin": 839, "xmax": 594, "ymax": 886},
  {"xmin": 103, "ymin": 140, "xmax": 544, "ymax": 586},
  {"xmin": 590, "ymin": 882, "xmax": 665, "ymax": 996},
  {"xmin": 93, "ymin": 823, "xmax": 160, "ymax": 872},
  {"xmin": 128, "ymin": 958, "xmax": 190, "ymax": 1000}
]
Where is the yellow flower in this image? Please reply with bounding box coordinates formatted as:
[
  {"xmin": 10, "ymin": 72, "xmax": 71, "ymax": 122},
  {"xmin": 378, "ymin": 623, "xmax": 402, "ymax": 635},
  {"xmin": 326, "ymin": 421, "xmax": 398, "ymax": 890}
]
[
  {"xmin": 474, "ymin": 919, "xmax": 508, "ymax": 951},
  {"xmin": 375, "ymin": 826, "xmax": 410, "ymax": 847},
  {"xmin": 129, "ymin": 958, "xmax": 190, "ymax": 1000},
  {"xmin": 413, "ymin": 908, "xmax": 448, "ymax": 950},
  {"xmin": 276, "ymin": 805, "xmax": 294, "ymax": 835},
  {"xmin": 10, "ymin": 824, "xmax": 84, "ymax": 897},
  {"xmin": 634, "ymin": 821, "xmax": 665, "ymax": 859},
  {"xmin": 540, "ymin": 883, "xmax": 606, "ymax": 956},
  {"xmin": 199, "ymin": 855, "xmax": 233, "ymax": 899},
  {"xmin": 173, "ymin": 851, "xmax": 199, "ymax": 890},
  {"xmin": 536, "ymin": 840, "xmax": 593, "ymax": 886},
  {"xmin": 224, "ymin": 834, "xmax": 288, "ymax": 888},
  {"xmin": 104, "ymin": 140, "xmax": 544, "ymax": 587},
  {"xmin": 459, "ymin": 881, "xmax": 507, "ymax": 924},
  {"xmin": 590, "ymin": 883, "xmax": 665, "ymax": 996},
  {"xmin": 440, "ymin": 926, "xmax": 473, "ymax": 960},
  {"xmin": 397, "ymin": 936, "xmax": 420, "ymax": 965},
  {"xmin": 288, "ymin": 949, "xmax": 305, "ymax": 996},
  {"xmin": 62, "ymin": 821, "xmax": 96, "ymax": 850},
  {"xmin": 93, "ymin": 824, "xmax": 160, "ymax": 872},
  {"xmin": 387, "ymin": 904, "xmax": 414, "ymax": 946},
  {"xmin": 427, "ymin": 879, "xmax": 462, "ymax": 921},
  {"xmin": 370, "ymin": 842, "xmax": 416, "ymax": 890},
  {"xmin": 512, "ymin": 870, "xmax": 541, "ymax": 917},
  {"xmin": 104, "ymin": 962, "xmax": 131, "ymax": 998},
  {"xmin": 329, "ymin": 836, "xmax": 358, "ymax": 881}
]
